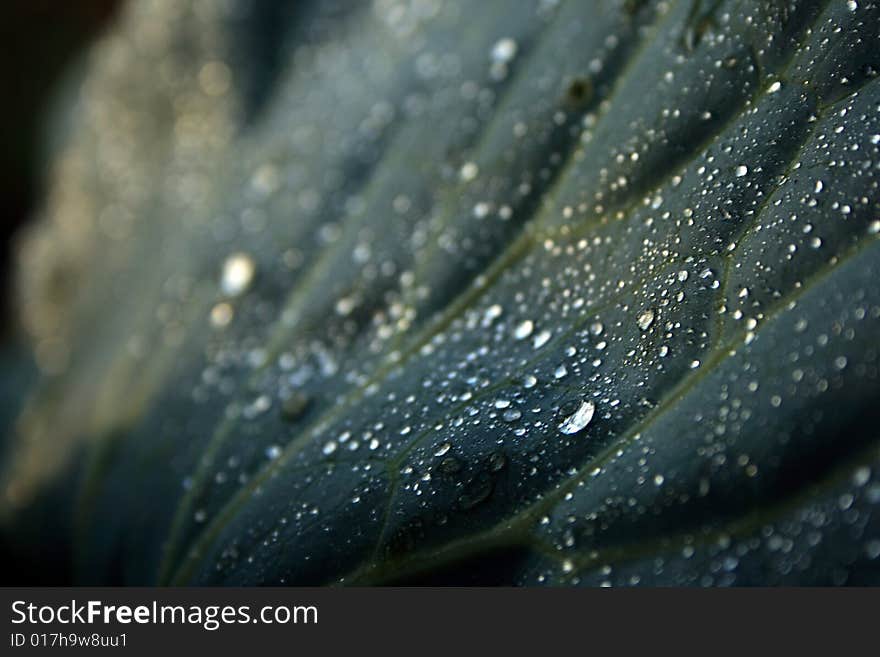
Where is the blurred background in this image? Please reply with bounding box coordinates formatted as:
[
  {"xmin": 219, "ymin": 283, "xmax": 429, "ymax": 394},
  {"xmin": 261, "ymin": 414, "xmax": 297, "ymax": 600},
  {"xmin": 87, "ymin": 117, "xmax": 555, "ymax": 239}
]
[{"xmin": 0, "ymin": 1, "xmax": 121, "ymax": 340}]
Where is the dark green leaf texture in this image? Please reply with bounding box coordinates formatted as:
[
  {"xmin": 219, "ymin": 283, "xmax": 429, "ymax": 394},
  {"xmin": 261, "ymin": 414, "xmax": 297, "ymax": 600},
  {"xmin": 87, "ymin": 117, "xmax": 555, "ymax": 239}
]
[{"xmin": 2, "ymin": 0, "xmax": 880, "ymax": 585}]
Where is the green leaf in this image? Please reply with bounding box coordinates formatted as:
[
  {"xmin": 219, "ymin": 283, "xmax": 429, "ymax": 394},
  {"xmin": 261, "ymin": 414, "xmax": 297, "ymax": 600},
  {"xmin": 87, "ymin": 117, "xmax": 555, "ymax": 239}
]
[{"xmin": 2, "ymin": 0, "xmax": 880, "ymax": 586}]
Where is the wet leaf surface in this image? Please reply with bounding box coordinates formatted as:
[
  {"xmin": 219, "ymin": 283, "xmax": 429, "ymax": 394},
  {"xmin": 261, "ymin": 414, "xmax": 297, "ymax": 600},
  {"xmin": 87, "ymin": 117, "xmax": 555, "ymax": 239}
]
[{"xmin": 2, "ymin": 0, "xmax": 880, "ymax": 585}]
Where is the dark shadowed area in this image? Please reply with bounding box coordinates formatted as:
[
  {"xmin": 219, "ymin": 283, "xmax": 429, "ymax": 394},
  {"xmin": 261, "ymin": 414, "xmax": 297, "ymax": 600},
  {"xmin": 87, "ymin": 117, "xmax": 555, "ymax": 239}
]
[{"xmin": 0, "ymin": 1, "xmax": 120, "ymax": 338}]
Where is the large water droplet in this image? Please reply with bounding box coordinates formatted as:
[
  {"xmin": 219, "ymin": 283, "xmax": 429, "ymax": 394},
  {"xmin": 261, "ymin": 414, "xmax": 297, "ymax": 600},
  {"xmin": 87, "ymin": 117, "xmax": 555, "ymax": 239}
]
[
  {"xmin": 434, "ymin": 442, "xmax": 452, "ymax": 457},
  {"xmin": 490, "ymin": 38, "xmax": 518, "ymax": 64},
  {"xmin": 637, "ymin": 308, "xmax": 655, "ymax": 330},
  {"xmin": 558, "ymin": 400, "xmax": 596, "ymax": 435},
  {"xmin": 533, "ymin": 330, "xmax": 552, "ymax": 349},
  {"xmin": 513, "ymin": 319, "xmax": 534, "ymax": 340},
  {"xmin": 460, "ymin": 161, "xmax": 479, "ymax": 182},
  {"xmin": 502, "ymin": 409, "xmax": 521, "ymax": 422},
  {"xmin": 220, "ymin": 253, "xmax": 256, "ymax": 296}
]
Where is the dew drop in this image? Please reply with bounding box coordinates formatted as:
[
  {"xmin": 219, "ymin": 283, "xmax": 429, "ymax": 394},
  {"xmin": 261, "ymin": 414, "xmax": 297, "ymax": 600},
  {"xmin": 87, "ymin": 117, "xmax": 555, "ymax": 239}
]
[
  {"xmin": 513, "ymin": 319, "xmax": 534, "ymax": 340},
  {"xmin": 460, "ymin": 161, "xmax": 479, "ymax": 182},
  {"xmin": 558, "ymin": 400, "xmax": 596, "ymax": 435},
  {"xmin": 483, "ymin": 304, "xmax": 503, "ymax": 324},
  {"xmin": 490, "ymin": 38, "xmax": 518, "ymax": 64},
  {"xmin": 210, "ymin": 302, "xmax": 234, "ymax": 327},
  {"xmin": 434, "ymin": 442, "xmax": 452, "ymax": 457},
  {"xmin": 502, "ymin": 409, "xmax": 522, "ymax": 422},
  {"xmin": 852, "ymin": 467, "xmax": 871, "ymax": 487},
  {"xmin": 637, "ymin": 308, "xmax": 655, "ymax": 330},
  {"xmin": 533, "ymin": 329, "xmax": 552, "ymax": 349},
  {"xmin": 220, "ymin": 253, "xmax": 256, "ymax": 296}
]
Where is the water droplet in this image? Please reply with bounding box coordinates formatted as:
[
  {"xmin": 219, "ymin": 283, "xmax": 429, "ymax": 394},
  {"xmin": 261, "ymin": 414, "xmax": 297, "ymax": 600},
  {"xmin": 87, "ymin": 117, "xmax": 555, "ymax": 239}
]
[
  {"xmin": 265, "ymin": 444, "xmax": 282, "ymax": 460},
  {"xmin": 558, "ymin": 400, "xmax": 596, "ymax": 435},
  {"xmin": 322, "ymin": 441, "xmax": 338, "ymax": 455},
  {"xmin": 533, "ymin": 329, "xmax": 552, "ymax": 349},
  {"xmin": 637, "ymin": 309, "xmax": 655, "ymax": 330},
  {"xmin": 434, "ymin": 442, "xmax": 452, "ymax": 457},
  {"xmin": 280, "ymin": 392, "xmax": 311, "ymax": 422},
  {"xmin": 460, "ymin": 161, "xmax": 479, "ymax": 182},
  {"xmin": 502, "ymin": 409, "xmax": 522, "ymax": 422},
  {"xmin": 513, "ymin": 319, "xmax": 534, "ymax": 340},
  {"xmin": 735, "ymin": 165, "xmax": 748, "ymax": 177},
  {"xmin": 490, "ymin": 38, "xmax": 518, "ymax": 64},
  {"xmin": 472, "ymin": 202, "xmax": 491, "ymax": 218},
  {"xmin": 853, "ymin": 467, "xmax": 871, "ymax": 487},
  {"xmin": 210, "ymin": 302, "xmax": 234, "ymax": 327},
  {"xmin": 483, "ymin": 304, "xmax": 503, "ymax": 324},
  {"xmin": 335, "ymin": 296, "xmax": 357, "ymax": 316},
  {"xmin": 220, "ymin": 253, "xmax": 256, "ymax": 296}
]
